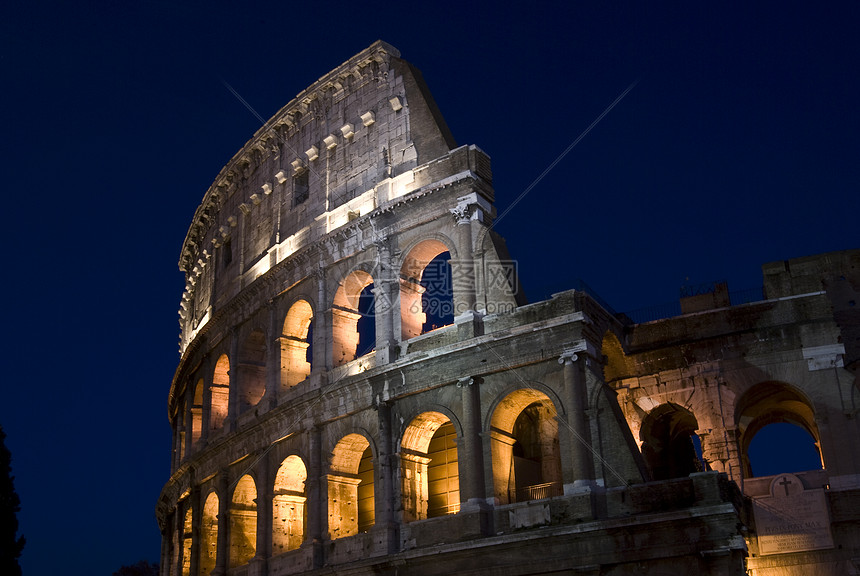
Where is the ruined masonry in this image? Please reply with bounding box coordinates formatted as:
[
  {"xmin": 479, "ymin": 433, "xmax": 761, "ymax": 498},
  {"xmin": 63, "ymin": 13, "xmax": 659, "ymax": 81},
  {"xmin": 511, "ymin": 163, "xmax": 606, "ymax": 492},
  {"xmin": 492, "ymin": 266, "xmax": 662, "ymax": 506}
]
[{"xmin": 157, "ymin": 41, "xmax": 860, "ymax": 576}]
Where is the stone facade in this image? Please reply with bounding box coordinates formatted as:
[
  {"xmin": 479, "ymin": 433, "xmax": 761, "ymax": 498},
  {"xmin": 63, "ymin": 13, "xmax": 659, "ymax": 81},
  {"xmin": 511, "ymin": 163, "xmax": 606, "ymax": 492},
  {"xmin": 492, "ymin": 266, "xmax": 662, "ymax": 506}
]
[{"xmin": 157, "ymin": 41, "xmax": 860, "ymax": 576}]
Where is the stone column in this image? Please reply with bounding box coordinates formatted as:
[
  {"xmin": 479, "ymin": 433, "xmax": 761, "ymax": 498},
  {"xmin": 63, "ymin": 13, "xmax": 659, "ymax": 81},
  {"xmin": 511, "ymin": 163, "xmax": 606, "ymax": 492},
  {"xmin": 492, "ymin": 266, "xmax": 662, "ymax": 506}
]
[
  {"xmin": 313, "ymin": 266, "xmax": 329, "ymax": 373},
  {"xmin": 184, "ymin": 386, "xmax": 194, "ymax": 460},
  {"xmin": 307, "ymin": 426, "xmax": 324, "ymax": 568},
  {"xmin": 172, "ymin": 508, "xmax": 183, "ymax": 576},
  {"xmin": 251, "ymin": 453, "xmax": 270, "ymax": 576},
  {"xmin": 265, "ymin": 301, "xmax": 279, "ymax": 409},
  {"xmin": 560, "ymin": 346, "xmax": 594, "ymax": 491},
  {"xmin": 189, "ymin": 487, "xmax": 201, "ymax": 576},
  {"xmin": 449, "ymin": 203, "xmax": 477, "ymax": 315},
  {"xmin": 213, "ymin": 473, "xmax": 229, "ymax": 576},
  {"xmin": 227, "ymin": 328, "xmax": 240, "ymax": 432},
  {"xmin": 160, "ymin": 525, "xmax": 170, "ymax": 576},
  {"xmin": 457, "ymin": 377, "xmax": 486, "ymax": 506},
  {"xmin": 376, "ymin": 401, "xmax": 399, "ymax": 553},
  {"xmin": 373, "ymin": 238, "xmax": 400, "ymax": 363}
]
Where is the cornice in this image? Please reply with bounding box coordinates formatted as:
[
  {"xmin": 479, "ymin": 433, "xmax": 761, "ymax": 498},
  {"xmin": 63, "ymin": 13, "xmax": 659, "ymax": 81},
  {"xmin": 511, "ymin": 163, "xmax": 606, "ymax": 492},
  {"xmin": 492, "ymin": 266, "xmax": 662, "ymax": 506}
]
[{"xmin": 179, "ymin": 40, "xmax": 400, "ymax": 273}]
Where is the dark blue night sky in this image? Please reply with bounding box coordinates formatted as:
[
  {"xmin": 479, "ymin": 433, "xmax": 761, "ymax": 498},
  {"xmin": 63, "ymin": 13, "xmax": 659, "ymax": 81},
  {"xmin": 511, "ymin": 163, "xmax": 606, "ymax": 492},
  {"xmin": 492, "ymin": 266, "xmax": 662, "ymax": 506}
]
[{"xmin": 2, "ymin": 2, "xmax": 857, "ymax": 574}]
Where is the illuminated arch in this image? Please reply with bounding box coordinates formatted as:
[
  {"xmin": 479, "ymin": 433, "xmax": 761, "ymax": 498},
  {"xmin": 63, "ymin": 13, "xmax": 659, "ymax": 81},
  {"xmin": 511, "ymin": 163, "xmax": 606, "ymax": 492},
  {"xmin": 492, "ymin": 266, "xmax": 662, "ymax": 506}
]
[
  {"xmin": 332, "ymin": 269, "xmax": 375, "ymax": 365},
  {"xmin": 736, "ymin": 382, "xmax": 822, "ymax": 478},
  {"xmin": 210, "ymin": 355, "xmax": 230, "ymax": 431},
  {"xmin": 328, "ymin": 433, "xmax": 375, "ymax": 539},
  {"xmin": 281, "ymin": 300, "xmax": 314, "ymax": 389},
  {"xmin": 490, "ymin": 388, "xmax": 562, "ymax": 504},
  {"xmin": 400, "ymin": 239, "xmax": 454, "ymax": 339},
  {"xmin": 229, "ymin": 475, "xmax": 257, "ymax": 568},
  {"xmin": 238, "ymin": 329, "xmax": 267, "ymax": 410},
  {"xmin": 400, "ymin": 411, "xmax": 460, "ymax": 522},
  {"xmin": 273, "ymin": 455, "xmax": 307, "ymax": 554},
  {"xmin": 200, "ymin": 491, "xmax": 219, "ymax": 576},
  {"xmin": 639, "ymin": 403, "xmax": 703, "ymax": 480},
  {"xmin": 602, "ymin": 330, "xmax": 633, "ymax": 384},
  {"xmin": 181, "ymin": 506, "xmax": 192, "ymax": 576},
  {"xmin": 190, "ymin": 379, "xmax": 203, "ymax": 447}
]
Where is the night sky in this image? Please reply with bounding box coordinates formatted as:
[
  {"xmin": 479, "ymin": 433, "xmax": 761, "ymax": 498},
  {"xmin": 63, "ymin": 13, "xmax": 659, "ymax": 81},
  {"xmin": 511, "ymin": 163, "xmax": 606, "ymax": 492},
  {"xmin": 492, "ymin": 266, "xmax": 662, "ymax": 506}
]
[{"xmin": 2, "ymin": 2, "xmax": 857, "ymax": 574}]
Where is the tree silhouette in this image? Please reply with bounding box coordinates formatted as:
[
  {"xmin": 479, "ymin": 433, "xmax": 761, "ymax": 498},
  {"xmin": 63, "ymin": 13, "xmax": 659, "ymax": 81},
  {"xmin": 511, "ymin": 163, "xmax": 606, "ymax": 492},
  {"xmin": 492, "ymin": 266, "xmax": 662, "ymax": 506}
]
[{"xmin": 0, "ymin": 425, "xmax": 25, "ymax": 576}]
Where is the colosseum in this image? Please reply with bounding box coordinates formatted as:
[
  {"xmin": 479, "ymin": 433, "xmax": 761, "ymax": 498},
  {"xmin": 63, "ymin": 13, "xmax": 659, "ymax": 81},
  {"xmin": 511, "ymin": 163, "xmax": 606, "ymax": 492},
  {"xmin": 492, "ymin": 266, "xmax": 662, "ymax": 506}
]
[{"xmin": 157, "ymin": 41, "xmax": 860, "ymax": 576}]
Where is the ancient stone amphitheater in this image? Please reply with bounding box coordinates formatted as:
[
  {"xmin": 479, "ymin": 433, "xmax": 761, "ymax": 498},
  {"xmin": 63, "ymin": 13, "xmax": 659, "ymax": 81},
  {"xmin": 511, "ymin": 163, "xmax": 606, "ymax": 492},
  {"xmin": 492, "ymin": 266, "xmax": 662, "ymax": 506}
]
[{"xmin": 157, "ymin": 41, "xmax": 860, "ymax": 576}]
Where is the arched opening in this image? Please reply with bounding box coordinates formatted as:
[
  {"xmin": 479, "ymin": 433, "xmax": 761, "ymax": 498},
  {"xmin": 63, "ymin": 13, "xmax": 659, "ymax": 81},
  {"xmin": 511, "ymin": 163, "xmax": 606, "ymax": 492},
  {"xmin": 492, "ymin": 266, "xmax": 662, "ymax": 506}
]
[
  {"xmin": 181, "ymin": 506, "xmax": 192, "ymax": 576},
  {"xmin": 229, "ymin": 475, "xmax": 257, "ymax": 568},
  {"xmin": 400, "ymin": 240, "xmax": 453, "ymax": 339},
  {"xmin": 737, "ymin": 382, "xmax": 822, "ymax": 478},
  {"xmin": 332, "ymin": 270, "xmax": 375, "ymax": 365},
  {"xmin": 210, "ymin": 355, "xmax": 230, "ymax": 431},
  {"xmin": 328, "ymin": 434, "xmax": 375, "ymax": 539},
  {"xmin": 281, "ymin": 300, "xmax": 314, "ymax": 389},
  {"xmin": 273, "ymin": 455, "xmax": 307, "ymax": 554},
  {"xmin": 400, "ymin": 411, "xmax": 459, "ymax": 522},
  {"xmin": 238, "ymin": 330, "xmax": 267, "ymax": 411},
  {"xmin": 602, "ymin": 331, "xmax": 633, "ymax": 384},
  {"xmin": 200, "ymin": 492, "xmax": 219, "ymax": 576},
  {"xmin": 190, "ymin": 379, "xmax": 203, "ymax": 447},
  {"xmin": 356, "ymin": 284, "xmax": 376, "ymax": 358},
  {"xmin": 748, "ymin": 422, "xmax": 823, "ymax": 477},
  {"xmin": 639, "ymin": 404, "xmax": 704, "ymax": 481},
  {"xmin": 490, "ymin": 389, "xmax": 562, "ymax": 504}
]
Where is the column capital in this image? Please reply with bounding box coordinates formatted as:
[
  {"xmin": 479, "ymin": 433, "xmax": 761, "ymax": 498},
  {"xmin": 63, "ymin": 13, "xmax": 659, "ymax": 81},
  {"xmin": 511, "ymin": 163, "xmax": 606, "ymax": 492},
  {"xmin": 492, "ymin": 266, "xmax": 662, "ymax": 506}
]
[
  {"xmin": 559, "ymin": 340, "xmax": 588, "ymax": 365},
  {"xmin": 450, "ymin": 203, "xmax": 473, "ymax": 225},
  {"xmin": 456, "ymin": 376, "xmax": 481, "ymax": 388}
]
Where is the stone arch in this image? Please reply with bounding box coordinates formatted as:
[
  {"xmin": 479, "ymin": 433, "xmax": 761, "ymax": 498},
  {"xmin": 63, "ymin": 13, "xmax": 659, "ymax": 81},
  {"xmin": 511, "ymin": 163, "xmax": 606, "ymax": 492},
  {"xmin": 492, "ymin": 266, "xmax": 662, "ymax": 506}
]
[
  {"xmin": 332, "ymin": 269, "xmax": 375, "ymax": 365},
  {"xmin": 328, "ymin": 433, "xmax": 375, "ymax": 539},
  {"xmin": 190, "ymin": 379, "xmax": 204, "ymax": 447},
  {"xmin": 400, "ymin": 411, "xmax": 460, "ymax": 521},
  {"xmin": 399, "ymin": 237, "xmax": 456, "ymax": 339},
  {"xmin": 200, "ymin": 491, "xmax": 219, "ymax": 576},
  {"xmin": 281, "ymin": 299, "xmax": 314, "ymax": 389},
  {"xmin": 210, "ymin": 354, "xmax": 230, "ymax": 431},
  {"xmin": 735, "ymin": 381, "xmax": 822, "ymax": 478},
  {"xmin": 602, "ymin": 330, "xmax": 633, "ymax": 384},
  {"xmin": 639, "ymin": 403, "xmax": 704, "ymax": 481},
  {"xmin": 238, "ymin": 329, "xmax": 267, "ymax": 411},
  {"xmin": 229, "ymin": 474, "xmax": 257, "ymax": 568},
  {"xmin": 273, "ymin": 455, "xmax": 307, "ymax": 554},
  {"xmin": 489, "ymin": 387, "xmax": 563, "ymax": 504}
]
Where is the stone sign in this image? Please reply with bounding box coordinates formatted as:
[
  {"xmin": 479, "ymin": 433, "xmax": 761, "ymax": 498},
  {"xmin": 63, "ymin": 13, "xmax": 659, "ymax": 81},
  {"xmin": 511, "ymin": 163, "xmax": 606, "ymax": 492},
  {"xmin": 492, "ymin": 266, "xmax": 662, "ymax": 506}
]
[{"xmin": 753, "ymin": 473, "xmax": 834, "ymax": 555}]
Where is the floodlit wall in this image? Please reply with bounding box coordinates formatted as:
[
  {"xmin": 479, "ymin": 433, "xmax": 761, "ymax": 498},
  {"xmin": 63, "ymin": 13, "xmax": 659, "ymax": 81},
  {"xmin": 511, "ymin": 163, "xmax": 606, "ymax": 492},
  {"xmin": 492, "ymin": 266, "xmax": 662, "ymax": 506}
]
[{"xmin": 157, "ymin": 40, "xmax": 860, "ymax": 576}]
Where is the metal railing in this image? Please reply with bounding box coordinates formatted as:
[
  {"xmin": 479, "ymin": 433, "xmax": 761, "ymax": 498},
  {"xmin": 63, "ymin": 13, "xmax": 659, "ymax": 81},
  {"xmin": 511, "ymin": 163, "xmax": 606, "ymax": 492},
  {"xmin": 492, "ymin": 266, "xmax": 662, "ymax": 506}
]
[{"xmin": 514, "ymin": 481, "xmax": 563, "ymax": 502}]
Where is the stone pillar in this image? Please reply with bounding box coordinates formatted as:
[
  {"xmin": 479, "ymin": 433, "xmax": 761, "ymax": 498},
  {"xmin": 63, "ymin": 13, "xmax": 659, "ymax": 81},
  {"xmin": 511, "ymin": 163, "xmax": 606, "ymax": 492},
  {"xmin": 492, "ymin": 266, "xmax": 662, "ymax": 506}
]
[
  {"xmin": 227, "ymin": 329, "xmax": 239, "ymax": 432},
  {"xmin": 184, "ymin": 386, "xmax": 195, "ymax": 460},
  {"xmin": 172, "ymin": 508, "xmax": 183, "ymax": 576},
  {"xmin": 213, "ymin": 473, "xmax": 229, "ymax": 576},
  {"xmin": 160, "ymin": 525, "xmax": 171, "ymax": 576},
  {"xmin": 373, "ymin": 238, "xmax": 400, "ymax": 363},
  {"xmin": 376, "ymin": 401, "xmax": 399, "ymax": 553},
  {"xmin": 265, "ymin": 301, "xmax": 279, "ymax": 409},
  {"xmin": 251, "ymin": 454, "xmax": 270, "ymax": 576},
  {"xmin": 560, "ymin": 346, "xmax": 594, "ymax": 491},
  {"xmin": 189, "ymin": 487, "xmax": 201, "ymax": 576},
  {"xmin": 458, "ymin": 377, "xmax": 486, "ymax": 506},
  {"xmin": 449, "ymin": 203, "xmax": 477, "ymax": 315},
  {"xmin": 200, "ymin": 354, "xmax": 211, "ymax": 446},
  {"xmin": 307, "ymin": 426, "xmax": 324, "ymax": 568},
  {"xmin": 313, "ymin": 266, "xmax": 329, "ymax": 373}
]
